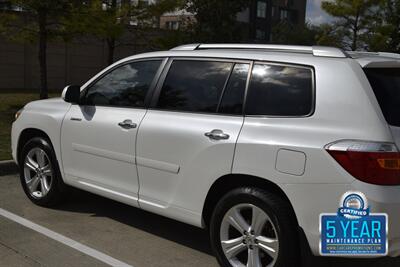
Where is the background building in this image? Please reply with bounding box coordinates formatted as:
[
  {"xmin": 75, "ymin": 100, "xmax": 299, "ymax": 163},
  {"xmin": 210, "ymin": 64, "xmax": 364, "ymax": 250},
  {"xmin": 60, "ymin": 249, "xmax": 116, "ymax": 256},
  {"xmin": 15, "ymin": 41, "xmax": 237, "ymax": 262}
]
[
  {"xmin": 158, "ymin": 0, "xmax": 307, "ymax": 42},
  {"xmin": 159, "ymin": 9, "xmax": 195, "ymax": 30},
  {"xmin": 237, "ymin": 0, "xmax": 307, "ymax": 42},
  {"xmin": 0, "ymin": 0, "xmax": 307, "ymax": 90}
]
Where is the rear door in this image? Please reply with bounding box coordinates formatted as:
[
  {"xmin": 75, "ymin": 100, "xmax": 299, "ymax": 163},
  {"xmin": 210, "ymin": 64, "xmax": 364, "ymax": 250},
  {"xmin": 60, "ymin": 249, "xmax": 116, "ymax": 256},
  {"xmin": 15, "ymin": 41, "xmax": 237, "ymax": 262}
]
[
  {"xmin": 364, "ymin": 67, "xmax": 400, "ymax": 148},
  {"xmin": 136, "ymin": 59, "xmax": 249, "ymax": 221}
]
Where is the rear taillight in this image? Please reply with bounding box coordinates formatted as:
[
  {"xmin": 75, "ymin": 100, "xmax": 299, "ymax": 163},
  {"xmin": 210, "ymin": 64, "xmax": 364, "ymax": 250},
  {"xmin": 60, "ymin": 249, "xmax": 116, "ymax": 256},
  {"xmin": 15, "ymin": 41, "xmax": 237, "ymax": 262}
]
[{"xmin": 325, "ymin": 140, "xmax": 400, "ymax": 185}]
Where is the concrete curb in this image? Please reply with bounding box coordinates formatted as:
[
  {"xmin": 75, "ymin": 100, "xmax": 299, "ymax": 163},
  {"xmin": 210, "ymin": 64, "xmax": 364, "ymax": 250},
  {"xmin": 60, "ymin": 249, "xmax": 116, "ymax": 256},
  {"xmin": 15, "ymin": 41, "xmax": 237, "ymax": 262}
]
[{"xmin": 0, "ymin": 160, "xmax": 18, "ymax": 176}]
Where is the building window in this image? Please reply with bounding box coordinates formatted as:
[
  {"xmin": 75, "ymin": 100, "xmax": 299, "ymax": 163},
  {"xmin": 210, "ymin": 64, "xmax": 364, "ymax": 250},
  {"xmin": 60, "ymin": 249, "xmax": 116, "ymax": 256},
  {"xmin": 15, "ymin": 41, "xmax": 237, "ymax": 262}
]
[
  {"xmin": 166, "ymin": 21, "xmax": 180, "ymax": 30},
  {"xmin": 286, "ymin": 0, "xmax": 294, "ymax": 6},
  {"xmin": 138, "ymin": 0, "xmax": 149, "ymax": 7},
  {"xmin": 257, "ymin": 1, "xmax": 267, "ymax": 18},
  {"xmin": 280, "ymin": 9, "xmax": 289, "ymax": 20},
  {"xmin": 0, "ymin": 2, "xmax": 23, "ymax": 11},
  {"xmin": 256, "ymin": 29, "xmax": 266, "ymax": 40},
  {"xmin": 102, "ymin": 0, "xmax": 122, "ymax": 10}
]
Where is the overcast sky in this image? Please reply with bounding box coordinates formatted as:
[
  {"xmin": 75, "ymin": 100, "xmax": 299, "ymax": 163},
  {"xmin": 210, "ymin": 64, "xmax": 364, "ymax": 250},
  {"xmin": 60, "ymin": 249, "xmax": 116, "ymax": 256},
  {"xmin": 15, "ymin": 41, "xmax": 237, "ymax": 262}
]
[{"xmin": 306, "ymin": 0, "xmax": 334, "ymax": 25}]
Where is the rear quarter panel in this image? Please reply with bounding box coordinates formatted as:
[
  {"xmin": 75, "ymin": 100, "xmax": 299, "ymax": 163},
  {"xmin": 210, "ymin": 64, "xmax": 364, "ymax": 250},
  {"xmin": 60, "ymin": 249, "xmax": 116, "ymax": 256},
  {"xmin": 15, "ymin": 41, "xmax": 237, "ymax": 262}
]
[{"xmin": 232, "ymin": 58, "xmax": 395, "ymax": 255}]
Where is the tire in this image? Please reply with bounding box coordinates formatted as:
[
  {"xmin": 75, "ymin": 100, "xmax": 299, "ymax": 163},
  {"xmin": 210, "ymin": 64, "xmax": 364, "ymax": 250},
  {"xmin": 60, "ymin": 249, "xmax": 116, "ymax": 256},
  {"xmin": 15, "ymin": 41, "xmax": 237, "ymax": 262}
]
[
  {"xmin": 210, "ymin": 187, "xmax": 300, "ymax": 267},
  {"xmin": 19, "ymin": 137, "xmax": 67, "ymax": 207}
]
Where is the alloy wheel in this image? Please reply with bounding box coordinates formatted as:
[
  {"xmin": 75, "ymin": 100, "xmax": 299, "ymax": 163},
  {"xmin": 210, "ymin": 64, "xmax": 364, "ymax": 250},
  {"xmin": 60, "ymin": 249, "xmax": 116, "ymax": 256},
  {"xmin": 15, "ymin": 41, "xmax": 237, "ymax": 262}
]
[
  {"xmin": 220, "ymin": 204, "xmax": 279, "ymax": 267},
  {"xmin": 23, "ymin": 147, "xmax": 53, "ymax": 198}
]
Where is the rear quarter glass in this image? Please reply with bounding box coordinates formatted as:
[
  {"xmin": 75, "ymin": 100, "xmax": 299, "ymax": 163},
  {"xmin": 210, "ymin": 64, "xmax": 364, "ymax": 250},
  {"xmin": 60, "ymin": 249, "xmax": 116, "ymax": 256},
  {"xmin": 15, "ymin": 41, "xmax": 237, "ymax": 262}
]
[{"xmin": 364, "ymin": 68, "xmax": 400, "ymax": 127}]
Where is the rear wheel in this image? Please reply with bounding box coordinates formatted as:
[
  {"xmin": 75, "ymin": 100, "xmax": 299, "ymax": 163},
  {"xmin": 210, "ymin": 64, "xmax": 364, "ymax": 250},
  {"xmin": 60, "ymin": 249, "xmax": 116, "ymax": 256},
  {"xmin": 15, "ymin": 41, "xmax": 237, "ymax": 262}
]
[
  {"xmin": 19, "ymin": 137, "xmax": 67, "ymax": 206},
  {"xmin": 210, "ymin": 187, "xmax": 300, "ymax": 267}
]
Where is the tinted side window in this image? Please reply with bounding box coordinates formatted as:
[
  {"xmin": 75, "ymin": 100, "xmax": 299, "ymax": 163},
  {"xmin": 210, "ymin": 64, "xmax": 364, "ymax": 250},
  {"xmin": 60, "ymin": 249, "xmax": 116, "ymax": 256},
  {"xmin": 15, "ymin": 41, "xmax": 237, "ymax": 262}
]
[
  {"xmin": 245, "ymin": 64, "xmax": 313, "ymax": 116},
  {"xmin": 364, "ymin": 68, "xmax": 400, "ymax": 127},
  {"xmin": 218, "ymin": 63, "xmax": 250, "ymax": 115},
  {"xmin": 157, "ymin": 60, "xmax": 233, "ymax": 113},
  {"xmin": 85, "ymin": 60, "xmax": 161, "ymax": 107}
]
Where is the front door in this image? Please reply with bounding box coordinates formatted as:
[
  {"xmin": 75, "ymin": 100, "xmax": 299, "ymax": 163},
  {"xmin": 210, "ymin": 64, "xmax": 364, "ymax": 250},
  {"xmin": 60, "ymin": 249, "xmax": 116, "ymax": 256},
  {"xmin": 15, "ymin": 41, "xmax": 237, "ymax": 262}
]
[{"xmin": 61, "ymin": 59, "xmax": 163, "ymax": 203}]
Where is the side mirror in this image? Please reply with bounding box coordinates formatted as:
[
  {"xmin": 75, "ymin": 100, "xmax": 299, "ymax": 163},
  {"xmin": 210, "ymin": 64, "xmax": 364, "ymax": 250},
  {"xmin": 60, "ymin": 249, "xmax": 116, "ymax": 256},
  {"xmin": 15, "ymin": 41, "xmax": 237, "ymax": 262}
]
[{"xmin": 62, "ymin": 85, "xmax": 81, "ymax": 104}]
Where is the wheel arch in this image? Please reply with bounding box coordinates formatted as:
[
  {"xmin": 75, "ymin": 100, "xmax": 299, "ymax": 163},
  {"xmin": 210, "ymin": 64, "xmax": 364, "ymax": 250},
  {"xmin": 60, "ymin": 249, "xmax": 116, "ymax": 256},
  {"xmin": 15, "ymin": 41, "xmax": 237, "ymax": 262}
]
[
  {"xmin": 17, "ymin": 128, "xmax": 53, "ymax": 165},
  {"xmin": 202, "ymin": 174, "xmax": 299, "ymax": 229}
]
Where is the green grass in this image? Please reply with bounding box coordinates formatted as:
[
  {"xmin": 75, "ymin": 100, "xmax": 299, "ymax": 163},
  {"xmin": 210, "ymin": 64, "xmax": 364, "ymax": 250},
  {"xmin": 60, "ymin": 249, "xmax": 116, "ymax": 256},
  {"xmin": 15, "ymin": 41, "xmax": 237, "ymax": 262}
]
[{"xmin": 0, "ymin": 91, "xmax": 59, "ymax": 161}]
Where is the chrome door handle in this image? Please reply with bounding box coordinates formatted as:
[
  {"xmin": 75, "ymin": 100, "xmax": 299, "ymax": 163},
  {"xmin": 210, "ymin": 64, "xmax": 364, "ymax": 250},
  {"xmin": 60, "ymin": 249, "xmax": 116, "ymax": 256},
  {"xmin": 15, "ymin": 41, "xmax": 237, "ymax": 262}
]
[
  {"xmin": 118, "ymin": 119, "xmax": 137, "ymax": 129},
  {"xmin": 205, "ymin": 129, "xmax": 230, "ymax": 140}
]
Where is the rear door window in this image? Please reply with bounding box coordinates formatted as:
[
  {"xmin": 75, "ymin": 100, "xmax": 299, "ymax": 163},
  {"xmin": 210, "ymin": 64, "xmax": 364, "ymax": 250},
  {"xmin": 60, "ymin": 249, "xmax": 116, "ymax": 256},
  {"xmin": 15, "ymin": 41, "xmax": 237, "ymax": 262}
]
[
  {"xmin": 364, "ymin": 68, "xmax": 400, "ymax": 127},
  {"xmin": 245, "ymin": 63, "xmax": 314, "ymax": 116}
]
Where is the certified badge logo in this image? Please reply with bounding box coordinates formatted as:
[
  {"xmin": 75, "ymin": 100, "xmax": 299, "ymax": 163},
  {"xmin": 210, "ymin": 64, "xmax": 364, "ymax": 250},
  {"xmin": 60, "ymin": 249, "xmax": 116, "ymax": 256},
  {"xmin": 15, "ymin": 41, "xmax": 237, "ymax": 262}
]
[
  {"xmin": 320, "ymin": 191, "xmax": 388, "ymax": 256},
  {"xmin": 338, "ymin": 192, "xmax": 369, "ymax": 219}
]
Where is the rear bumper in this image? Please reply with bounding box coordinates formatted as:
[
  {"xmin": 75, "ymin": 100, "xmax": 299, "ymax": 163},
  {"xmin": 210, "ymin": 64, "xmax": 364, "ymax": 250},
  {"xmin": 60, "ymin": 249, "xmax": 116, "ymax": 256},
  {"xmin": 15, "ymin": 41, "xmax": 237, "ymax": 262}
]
[
  {"xmin": 283, "ymin": 182, "xmax": 400, "ymax": 258},
  {"xmin": 351, "ymin": 180, "xmax": 400, "ymax": 257},
  {"xmin": 389, "ymin": 239, "xmax": 400, "ymax": 257}
]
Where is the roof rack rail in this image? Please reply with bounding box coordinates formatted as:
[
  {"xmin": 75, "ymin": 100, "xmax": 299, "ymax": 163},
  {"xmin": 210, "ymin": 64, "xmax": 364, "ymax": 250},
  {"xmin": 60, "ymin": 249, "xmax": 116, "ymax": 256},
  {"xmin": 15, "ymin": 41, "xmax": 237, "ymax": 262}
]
[
  {"xmin": 346, "ymin": 51, "xmax": 400, "ymax": 59},
  {"xmin": 171, "ymin": 43, "xmax": 348, "ymax": 58},
  {"xmin": 171, "ymin": 44, "xmax": 201, "ymax": 51}
]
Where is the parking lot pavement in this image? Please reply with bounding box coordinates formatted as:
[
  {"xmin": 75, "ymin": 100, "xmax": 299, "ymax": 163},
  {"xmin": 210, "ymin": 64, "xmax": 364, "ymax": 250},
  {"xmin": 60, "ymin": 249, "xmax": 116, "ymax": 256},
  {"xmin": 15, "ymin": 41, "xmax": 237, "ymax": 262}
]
[
  {"xmin": 0, "ymin": 174, "xmax": 399, "ymax": 267},
  {"xmin": 0, "ymin": 174, "xmax": 218, "ymax": 267},
  {"xmin": 0, "ymin": 217, "xmax": 107, "ymax": 267}
]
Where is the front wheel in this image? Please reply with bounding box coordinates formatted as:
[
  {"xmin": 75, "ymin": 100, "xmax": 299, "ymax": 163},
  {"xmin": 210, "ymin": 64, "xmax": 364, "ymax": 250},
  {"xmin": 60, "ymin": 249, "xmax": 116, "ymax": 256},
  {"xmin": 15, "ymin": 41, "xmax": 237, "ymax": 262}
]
[
  {"xmin": 19, "ymin": 137, "xmax": 67, "ymax": 207},
  {"xmin": 210, "ymin": 187, "xmax": 300, "ymax": 267}
]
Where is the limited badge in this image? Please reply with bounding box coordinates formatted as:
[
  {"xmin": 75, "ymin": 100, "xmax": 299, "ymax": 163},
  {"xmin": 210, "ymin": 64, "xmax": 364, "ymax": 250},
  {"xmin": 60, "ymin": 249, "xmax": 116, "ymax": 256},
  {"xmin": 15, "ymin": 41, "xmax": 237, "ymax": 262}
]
[{"xmin": 320, "ymin": 191, "xmax": 388, "ymax": 256}]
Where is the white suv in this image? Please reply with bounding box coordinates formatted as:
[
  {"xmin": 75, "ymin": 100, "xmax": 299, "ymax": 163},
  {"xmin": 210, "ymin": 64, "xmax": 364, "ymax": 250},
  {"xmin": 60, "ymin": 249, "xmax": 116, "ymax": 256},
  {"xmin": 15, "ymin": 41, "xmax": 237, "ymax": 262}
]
[{"xmin": 11, "ymin": 44, "xmax": 400, "ymax": 266}]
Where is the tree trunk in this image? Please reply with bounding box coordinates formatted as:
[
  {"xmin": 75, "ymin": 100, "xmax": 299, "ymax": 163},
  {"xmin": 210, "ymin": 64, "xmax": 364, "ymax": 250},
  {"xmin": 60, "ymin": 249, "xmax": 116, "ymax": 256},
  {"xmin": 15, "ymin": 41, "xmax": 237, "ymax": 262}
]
[
  {"xmin": 351, "ymin": 9, "xmax": 360, "ymax": 51},
  {"xmin": 105, "ymin": 0, "xmax": 118, "ymax": 66},
  {"xmin": 390, "ymin": 2, "xmax": 400, "ymax": 53},
  {"xmin": 351, "ymin": 27, "xmax": 358, "ymax": 51},
  {"xmin": 106, "ymin": 38, "xmax": 115, "ymax": 66},
  {"xmin": 38, "ymin": 11, "xmax": 48, "ymax": 99}
]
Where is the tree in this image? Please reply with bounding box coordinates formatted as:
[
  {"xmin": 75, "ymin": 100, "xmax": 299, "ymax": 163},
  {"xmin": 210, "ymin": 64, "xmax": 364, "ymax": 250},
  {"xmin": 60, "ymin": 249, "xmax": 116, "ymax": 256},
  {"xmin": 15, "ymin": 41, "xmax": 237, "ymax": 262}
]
[
  {"xmin": 154, "ymin": 27, "xmax": 194, "ymax": 50},
  {"xmin": 271, "ymin": 21, "xmax": 348, "ymax": 49},
  {"xmin": 0, "ymin": 0, "xmax": 74, "ymax": 99},
  {"xmin": 314, "ymin": 23, "xmax": 347, "ymax": 48},
  {"xmin": 69, "ymin": 0, "xmax": 128, "ymax": 66},
  {"xmin": 322, "ymin": 0, "xmax": 380, "ymax": 50},
  {"xmin": 366, "ymin": 0, "xmax": 400, "ymax": 53},
  {"xmin": 71, "ymin": 0, "xmax": 179, "ymax": 66},
  {"xmin": 186, "ymin": 0, "xmax": 249, "ymax": 42},
  {"xmin": 272, "ymin": 21, "xmax": 319, "ymax": 46},
  {"xmin": 383, "ymin": 0, "xmax": 400, "ymax": 52}
]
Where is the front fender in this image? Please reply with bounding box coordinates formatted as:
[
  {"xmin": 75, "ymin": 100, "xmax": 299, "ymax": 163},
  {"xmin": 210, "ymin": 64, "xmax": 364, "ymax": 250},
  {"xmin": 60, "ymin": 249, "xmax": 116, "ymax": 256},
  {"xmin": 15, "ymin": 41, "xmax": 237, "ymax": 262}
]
[{"xmin": 11, "ymin": 98, "xmax": 71, "ymax": 178}]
